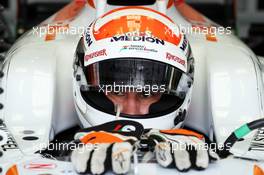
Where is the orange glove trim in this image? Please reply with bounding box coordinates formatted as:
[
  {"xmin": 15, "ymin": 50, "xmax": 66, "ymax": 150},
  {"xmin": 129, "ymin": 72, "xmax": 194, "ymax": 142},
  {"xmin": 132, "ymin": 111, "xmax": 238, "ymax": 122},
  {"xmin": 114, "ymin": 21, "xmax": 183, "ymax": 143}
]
[
  {"xmin": 160, "ymin": 129, "xmax": 204, "ymax": 140},
  {"xmin": 80, "ymin": 131, "xmax": 125, "ymax": 144}
]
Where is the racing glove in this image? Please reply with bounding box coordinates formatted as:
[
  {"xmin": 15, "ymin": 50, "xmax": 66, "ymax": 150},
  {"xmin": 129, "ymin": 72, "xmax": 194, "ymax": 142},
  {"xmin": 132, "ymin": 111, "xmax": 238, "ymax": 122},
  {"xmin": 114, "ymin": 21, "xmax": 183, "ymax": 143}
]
[
  {"xmin": 147, "ymin": 129, "xmax": 219, "ymax": 172},
  {"xmin": 71, "ymin": 120, "xmax": 143, "ymax": 175}
]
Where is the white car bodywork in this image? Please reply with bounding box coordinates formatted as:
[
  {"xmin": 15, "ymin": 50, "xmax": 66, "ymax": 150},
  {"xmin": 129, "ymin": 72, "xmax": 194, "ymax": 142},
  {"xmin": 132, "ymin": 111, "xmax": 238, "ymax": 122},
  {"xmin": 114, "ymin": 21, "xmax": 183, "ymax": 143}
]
[{"xmin": 1, "ymin": 0, "xmax": 264, "ymax": 174}]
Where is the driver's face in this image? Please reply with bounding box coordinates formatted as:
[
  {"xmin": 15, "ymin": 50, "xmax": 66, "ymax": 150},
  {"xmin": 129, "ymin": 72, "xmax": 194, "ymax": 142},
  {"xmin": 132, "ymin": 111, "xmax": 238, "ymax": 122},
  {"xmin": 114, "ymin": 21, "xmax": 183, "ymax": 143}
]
[{"xmin": 105, "ymin": 92, "xmax": 162, "ymax": 115}]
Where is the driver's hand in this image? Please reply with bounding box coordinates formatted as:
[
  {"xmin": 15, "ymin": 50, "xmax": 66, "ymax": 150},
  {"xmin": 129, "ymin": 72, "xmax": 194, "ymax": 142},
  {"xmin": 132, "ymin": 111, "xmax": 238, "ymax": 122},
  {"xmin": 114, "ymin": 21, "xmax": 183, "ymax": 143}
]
[
  {"xmin": 147, "ymin": 129, "xmax": 219, "ymax": 172},
  {"xmin": 71, "ymin": 131, "xmax": 137, "ymax": 175}
]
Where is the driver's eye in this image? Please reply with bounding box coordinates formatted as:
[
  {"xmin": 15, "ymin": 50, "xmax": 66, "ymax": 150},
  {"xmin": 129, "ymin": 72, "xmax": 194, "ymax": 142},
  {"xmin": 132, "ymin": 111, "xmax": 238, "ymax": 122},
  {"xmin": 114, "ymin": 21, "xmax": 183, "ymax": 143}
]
[
  {"xmin": 140, "ymin": 91, "xmax": 152, "ymax": 98},
  {"xmin": 112, "ymin": 91, "xmax": 125, "ymax": 96}
]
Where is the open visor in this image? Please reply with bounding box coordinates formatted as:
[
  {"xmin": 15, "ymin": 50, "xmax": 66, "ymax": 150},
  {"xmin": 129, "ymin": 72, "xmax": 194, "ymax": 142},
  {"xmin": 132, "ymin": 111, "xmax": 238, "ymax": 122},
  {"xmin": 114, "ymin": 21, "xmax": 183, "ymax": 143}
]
[{"xmin": 83, "ymin": 58, "xmax": 192, "ymax": 99}]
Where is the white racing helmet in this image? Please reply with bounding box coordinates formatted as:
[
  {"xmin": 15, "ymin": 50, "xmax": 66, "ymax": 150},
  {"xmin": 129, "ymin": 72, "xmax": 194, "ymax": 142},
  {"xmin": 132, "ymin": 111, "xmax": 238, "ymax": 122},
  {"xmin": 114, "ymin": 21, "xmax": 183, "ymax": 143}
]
[{"xmin": 73, "ymin": 7, "xmax": 194, "ymax": 129}]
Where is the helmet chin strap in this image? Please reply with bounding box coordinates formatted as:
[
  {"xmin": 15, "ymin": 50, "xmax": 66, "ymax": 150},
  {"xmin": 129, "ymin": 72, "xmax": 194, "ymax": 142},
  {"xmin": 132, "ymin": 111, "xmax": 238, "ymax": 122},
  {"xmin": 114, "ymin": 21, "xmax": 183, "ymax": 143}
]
[{"xmin": 115, "ymin": 104, "xmax": 123, "ymax": 120}]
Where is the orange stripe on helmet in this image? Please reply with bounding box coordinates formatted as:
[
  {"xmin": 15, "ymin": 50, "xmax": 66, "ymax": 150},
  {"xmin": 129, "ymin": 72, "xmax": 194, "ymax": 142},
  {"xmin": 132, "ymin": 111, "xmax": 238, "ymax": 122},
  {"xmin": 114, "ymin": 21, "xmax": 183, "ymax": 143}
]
[
  {"xmin": 80, "ymin": 131, "xmax": 125, "ymax": 144},
  {"xmin": 93, "ymin": 15, "xmax": 182, "ymax": 46},
  {"xmin": 160, "ymin": 129, "xmax": 204, "ymax": 140},
  {"xmin": 6, "ymin": 165, "xmax": 19, "ymax": 175}
]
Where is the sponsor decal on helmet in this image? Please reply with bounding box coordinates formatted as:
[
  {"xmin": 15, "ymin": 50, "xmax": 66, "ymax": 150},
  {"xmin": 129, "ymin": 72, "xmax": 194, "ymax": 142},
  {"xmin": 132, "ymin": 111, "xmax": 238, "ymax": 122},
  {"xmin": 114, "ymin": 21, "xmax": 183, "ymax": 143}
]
[
  {"xmin": 24, "ymin": 163, "xmax": 57, "ymax": 170},
  {"xmin": 111, "ymin": 35, "xmax": 165, "ymax": 45},
  {"xmin": 85, "ymin": 49, "xmax": 107, "ymax": 61},
  {"xmin": 85, "ymin": 30, "xmax": 93, "ymax": 47},
  {"xmin": 84, "ymin": 23, "xmax": 94, "ymax": 47},
  {"xmin": 180, "ymin": 35, "xmax": 188, "ymax": 52},
  {"xmin": 120, "ymin": 45, "xmax": 158, "ymax": 53},
  {"xmin": 166, "ymin": 52, "xmax": 186, "ymax": 66}
]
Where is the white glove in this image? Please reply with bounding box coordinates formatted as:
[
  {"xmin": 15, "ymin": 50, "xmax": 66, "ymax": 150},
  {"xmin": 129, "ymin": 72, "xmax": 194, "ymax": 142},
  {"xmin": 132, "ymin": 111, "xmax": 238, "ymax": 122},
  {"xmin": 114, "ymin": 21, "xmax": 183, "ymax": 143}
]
[
  {"xmin": 71, "ymin": 131, "xmax": 137, "ymax": 175},
  {"xmin": 147, "ymin": 129, "xmax": 219, "ymax": 172}
]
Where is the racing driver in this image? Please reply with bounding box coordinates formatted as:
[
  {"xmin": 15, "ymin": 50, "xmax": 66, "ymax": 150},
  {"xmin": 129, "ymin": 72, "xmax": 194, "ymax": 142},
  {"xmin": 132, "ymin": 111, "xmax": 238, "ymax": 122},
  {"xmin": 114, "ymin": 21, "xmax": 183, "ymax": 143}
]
[{"xmin": 69, "ymin": 7, "xmax": 219, "ymax": 174}]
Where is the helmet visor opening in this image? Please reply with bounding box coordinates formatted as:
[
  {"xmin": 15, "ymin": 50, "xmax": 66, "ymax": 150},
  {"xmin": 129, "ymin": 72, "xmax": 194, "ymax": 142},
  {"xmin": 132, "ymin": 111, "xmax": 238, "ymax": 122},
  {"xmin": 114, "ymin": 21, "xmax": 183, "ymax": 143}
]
[{"xmin": 84, "ymin": 58, "xmax": 191, "ymax": 98}]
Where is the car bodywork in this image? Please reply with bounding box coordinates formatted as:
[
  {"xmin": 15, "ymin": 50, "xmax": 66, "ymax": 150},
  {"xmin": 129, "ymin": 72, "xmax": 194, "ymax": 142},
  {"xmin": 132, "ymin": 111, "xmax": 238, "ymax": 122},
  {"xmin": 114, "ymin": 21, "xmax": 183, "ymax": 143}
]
[{"xmin": 1, "ymin": 0, "xmax": 264, "ymax": 174}]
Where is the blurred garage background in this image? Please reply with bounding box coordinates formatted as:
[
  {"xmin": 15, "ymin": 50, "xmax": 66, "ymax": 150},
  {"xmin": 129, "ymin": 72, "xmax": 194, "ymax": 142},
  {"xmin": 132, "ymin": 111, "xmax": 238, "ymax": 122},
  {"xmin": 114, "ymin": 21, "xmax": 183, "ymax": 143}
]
[{"xmin": 0, "ymin": 0, "xmax": 263, "ymax": 56}]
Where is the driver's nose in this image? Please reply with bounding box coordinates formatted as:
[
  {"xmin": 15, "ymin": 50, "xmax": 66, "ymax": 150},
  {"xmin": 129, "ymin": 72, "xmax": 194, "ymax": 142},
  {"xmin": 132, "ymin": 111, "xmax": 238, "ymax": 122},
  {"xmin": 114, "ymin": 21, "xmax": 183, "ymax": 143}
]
[
  {"xmin": 121, "ymin": 93, "xmax": 149, "ymax": 115},
  {"xmin": 105, "ymin": 92, "xmax": 162, "ymax": 116}
]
